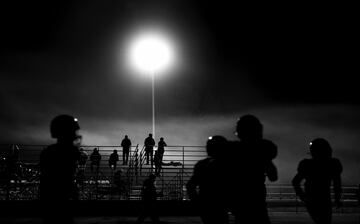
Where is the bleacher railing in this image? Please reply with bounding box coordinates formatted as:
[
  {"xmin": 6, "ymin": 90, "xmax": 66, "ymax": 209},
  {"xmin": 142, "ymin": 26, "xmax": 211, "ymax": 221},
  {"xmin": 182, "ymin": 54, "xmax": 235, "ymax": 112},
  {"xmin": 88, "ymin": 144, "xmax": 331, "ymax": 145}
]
[{"xmin": 0, "ymin": 144, "xmax": 359, "ymax": 213}]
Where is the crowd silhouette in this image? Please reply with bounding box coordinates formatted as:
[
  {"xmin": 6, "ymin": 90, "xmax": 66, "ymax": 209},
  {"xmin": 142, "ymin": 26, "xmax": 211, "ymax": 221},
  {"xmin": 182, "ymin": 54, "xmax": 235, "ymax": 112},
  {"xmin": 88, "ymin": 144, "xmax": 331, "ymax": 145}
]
[{"xmin": 0, "ymin": 113, "xmax": 346, "ymax": 224}]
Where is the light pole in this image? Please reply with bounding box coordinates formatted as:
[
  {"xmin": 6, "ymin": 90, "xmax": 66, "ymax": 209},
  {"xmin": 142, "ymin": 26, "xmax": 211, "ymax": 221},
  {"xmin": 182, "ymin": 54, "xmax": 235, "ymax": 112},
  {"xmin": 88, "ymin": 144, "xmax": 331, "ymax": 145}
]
[
  {"xmin": 129, "ymin": 30, "xmax": 174, "ymax": 140},
  {"xmin": 151, "ymin": 70, "xmax": 155, "ymax": 139}
]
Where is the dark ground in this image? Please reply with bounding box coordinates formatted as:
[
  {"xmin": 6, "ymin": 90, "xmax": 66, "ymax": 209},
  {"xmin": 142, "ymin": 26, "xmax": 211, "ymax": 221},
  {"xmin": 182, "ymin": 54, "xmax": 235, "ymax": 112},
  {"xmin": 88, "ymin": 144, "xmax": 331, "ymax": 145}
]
[{"xmin": 1, "ymin": 213, "xmax": 359, "ymax": 224}]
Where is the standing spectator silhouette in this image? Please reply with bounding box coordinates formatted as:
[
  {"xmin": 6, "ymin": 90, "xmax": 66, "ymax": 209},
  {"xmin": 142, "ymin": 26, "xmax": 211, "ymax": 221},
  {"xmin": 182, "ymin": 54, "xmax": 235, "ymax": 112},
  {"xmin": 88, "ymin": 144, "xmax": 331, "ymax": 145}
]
[
  {"xmin": 40, "ymin": 114, "xmax": 81, "ymax": 224},
  {"xmin": 136, "ymin": 173, "xmax": 160, "ymax": 224},
  {"xmin": 144, "ymin": 133, "xmax": 155, "ymax": 166},
  {"xmin": 292, "ymin": 138, "xmax": 342, "ymax": 224},
  {"xmin": 153, "ymin": 151, "xmax": 163, "ymax": 176},
  {"xmin": 121, "ymin": 135, "xmax": 132, "ymax": 165},
  {"xmin": 109, "ymin": 149, "xmax": 119, "ymax": 171},
  {"xmin": 154, "ymin": 137, "xmax": 167, "ymax": 175},
  {"xmin": 90, "ymin": 148, "xmax": 101, "ymax": 173},
  {"xmin": 226, "ymin": 114, "xmax": 278, "ymax": 224},
  {"xmin": 157, "ymin": 137, "xmax": 167, "ymax": 162},
  {"xmin": 187, "ymin": 136, "xmax": 229, "ymax": 224}
]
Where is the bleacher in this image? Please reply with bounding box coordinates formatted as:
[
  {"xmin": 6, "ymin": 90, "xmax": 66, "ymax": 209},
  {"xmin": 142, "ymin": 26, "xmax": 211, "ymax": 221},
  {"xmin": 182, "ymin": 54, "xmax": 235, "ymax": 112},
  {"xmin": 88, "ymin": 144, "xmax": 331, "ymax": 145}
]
[{"xmin": 0, "ymin": 144, "xmax": 359, "ymax": 213}]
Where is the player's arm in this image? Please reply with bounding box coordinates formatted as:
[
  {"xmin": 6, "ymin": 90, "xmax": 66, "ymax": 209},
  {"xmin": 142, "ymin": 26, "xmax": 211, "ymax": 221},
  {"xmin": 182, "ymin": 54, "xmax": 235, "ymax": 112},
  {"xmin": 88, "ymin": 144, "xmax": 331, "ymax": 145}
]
[
  {"xmin": 186, "ymin": 164, "xmax": 201, "ymax": 201},
  {"xmin": 292, "ymin": 161, "xmax": 306, "ymax": 202},
  {"xmin": 333, "ymin": 159, "xmax": 343, "ymax": 207}
]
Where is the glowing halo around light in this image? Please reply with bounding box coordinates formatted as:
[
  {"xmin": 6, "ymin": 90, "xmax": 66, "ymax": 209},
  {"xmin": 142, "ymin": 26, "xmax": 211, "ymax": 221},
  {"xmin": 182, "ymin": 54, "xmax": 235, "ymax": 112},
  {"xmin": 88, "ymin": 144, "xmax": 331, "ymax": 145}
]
[{"xmin": 128, "ymin": 31, "xmax": 175, "ymax": 74}]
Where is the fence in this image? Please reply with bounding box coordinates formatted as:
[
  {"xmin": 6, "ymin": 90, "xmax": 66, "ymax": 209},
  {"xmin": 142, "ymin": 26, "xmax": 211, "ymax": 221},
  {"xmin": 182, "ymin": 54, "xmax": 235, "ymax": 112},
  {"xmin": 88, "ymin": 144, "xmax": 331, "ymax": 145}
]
[{"xmin": 0, "ymin": 144, "xmax": 359, "ymax": 213}]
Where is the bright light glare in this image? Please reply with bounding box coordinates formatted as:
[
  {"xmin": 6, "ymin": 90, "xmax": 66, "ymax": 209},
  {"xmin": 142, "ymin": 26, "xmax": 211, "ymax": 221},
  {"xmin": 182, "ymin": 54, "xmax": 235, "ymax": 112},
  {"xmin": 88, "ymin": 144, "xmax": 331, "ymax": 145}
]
[{"xmin": 129, "ymin": 32, "xmax": 174, "ymax": 74}]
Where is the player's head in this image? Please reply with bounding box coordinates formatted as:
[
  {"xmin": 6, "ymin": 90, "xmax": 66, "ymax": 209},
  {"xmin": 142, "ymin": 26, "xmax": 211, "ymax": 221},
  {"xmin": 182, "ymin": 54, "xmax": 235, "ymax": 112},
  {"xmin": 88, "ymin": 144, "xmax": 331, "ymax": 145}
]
[
  {"xmin": 149, "ymin": 133, "xmax": 153, "ymax": 137},
  {"xmin": 206, "ymin": 135, "xmax": 227, "ymax": 157},
  {"xmin": 160, "ymin": 137, "xmax": 164, "ymax": 141},
  {"xmin": 50, "ymin": 114, "xmax": 80, "ymax": 142},
  {"xmin": 309, "ymin": 138, "xmax": 332, "ymax": 159},
  {"xmin": 235, "ymin": 114, "xmax": 263, "ymax": 140}
]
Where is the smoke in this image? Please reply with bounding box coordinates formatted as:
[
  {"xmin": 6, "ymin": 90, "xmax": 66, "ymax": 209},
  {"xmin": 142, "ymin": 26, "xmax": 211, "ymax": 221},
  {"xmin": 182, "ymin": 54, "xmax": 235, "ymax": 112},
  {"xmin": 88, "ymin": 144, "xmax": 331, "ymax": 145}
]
[
  {"xmin": 1, "ymin": 103, "xmax": 359, "ymax": 185},
  {"xmin": 68, "ymin": 105, "xmax": 360, "ymax": 185}
]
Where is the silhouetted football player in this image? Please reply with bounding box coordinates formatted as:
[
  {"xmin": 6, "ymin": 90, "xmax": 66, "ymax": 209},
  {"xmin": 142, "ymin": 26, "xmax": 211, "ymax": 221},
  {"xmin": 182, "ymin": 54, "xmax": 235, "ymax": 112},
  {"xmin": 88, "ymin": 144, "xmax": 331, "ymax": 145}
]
[
  {"xmin": 187, "ymin": 135, "xmax": 229, "ymax": 224},
  {"xmin": 226, "ymin": 115, "xmax": 278, "ymax": 224},
  {"xmin": 292, "ymin": 138, "xmax": 342, "ymax": 224},
  {"xmin": 40, "ymin": 114, "xmax": 81, "ymax": 224}
]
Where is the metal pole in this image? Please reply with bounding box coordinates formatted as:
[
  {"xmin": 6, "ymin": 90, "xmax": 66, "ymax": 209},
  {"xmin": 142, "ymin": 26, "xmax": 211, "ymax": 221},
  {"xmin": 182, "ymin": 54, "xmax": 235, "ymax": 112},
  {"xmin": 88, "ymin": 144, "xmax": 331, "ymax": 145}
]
[{"xmin": 151, "ymin": 71, "xmax": 155, "ymax": 140}]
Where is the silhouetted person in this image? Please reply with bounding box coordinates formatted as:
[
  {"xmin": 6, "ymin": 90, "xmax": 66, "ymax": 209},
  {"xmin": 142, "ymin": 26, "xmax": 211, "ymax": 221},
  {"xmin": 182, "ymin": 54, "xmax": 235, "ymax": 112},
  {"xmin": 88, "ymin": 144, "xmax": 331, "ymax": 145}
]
[
  {"xmin": 90, "ymin": 147, "xmax": 101, "ymax": 173},
  {"xmin": 136, "ymin": 174, "xmax": 160, "ymax": 224},
  {"xmin": 78, "ymin": 147, "xmax": 88, "ymax": 170},
  {"xmin": 154, "ymin": 137, "xmax": 167, "ymax": 175},
  {"xmin": 9, "ymin": 144, "xmax": 20, "ymax": 164},
  {"xmin": 113, "ymin": 169, "xmax": 123, "ymax": 189},
  {"xmin": 40, "ymin": 114, "xmax": 81, "ymax": 224},
  {"xmin": 77, "ymin": 147, "xmax": 88, "ymax": 187},
  {"xmin": 109, "ymin": 149, "xmax": 119, "ymax": 170},
  {"xmin": 121, "ymin": 135, "xmax": 132, "ymax": 165},
  {"xmin": 113, "ymin": 169, "xmax": 128, "ymax": 199},
  {"xmin": 187, "ymin": 136, "xmax": 229, "ymax": 224},
  {"xmin": 154, "ymin": 153, "xmax": 182, "ymax": 176},
  {"xmin": 4, "ymin": 144, "xmax": 20, "ymax": 182},
  {"xmin": 153, "ymin": 150, "xmax": 163, "ymax": 176},
  {"xmin": 144, "ymin": 134, "xmax": 155, "ymax": 166},
  {"xmin": 226, "ymin": 114, "xmax": 278, "ymax": 224},
  {"xmin": 292, "ymin": 138, "xmax": 342, "ymax": 224},
  {"xmin": 157, "ymin": 137, "xmax": 167, "ymax": 160}
]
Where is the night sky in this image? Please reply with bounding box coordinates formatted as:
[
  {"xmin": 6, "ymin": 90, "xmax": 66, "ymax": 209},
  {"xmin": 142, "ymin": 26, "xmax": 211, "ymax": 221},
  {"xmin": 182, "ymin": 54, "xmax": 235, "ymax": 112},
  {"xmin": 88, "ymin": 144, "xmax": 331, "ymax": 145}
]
[{"xmin": 0, "ymin": 1, "xmax": 359, "ymax": 184}]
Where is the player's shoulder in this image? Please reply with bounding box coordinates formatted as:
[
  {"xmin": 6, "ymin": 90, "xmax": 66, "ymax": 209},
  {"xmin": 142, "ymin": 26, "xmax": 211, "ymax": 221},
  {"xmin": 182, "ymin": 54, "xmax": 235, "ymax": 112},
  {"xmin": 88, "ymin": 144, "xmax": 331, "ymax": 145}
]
[
  {"xmin": 297, "ymin": 158, "xmax": 312, "ymax": 172},
  {"xmin": 41, "ymin": 144, "xmax": 56, "ymax": 153},
  {"xmin": 330, "ymin": 157, "xmax": 343, "ymax": 173},
  {"xmin": 261, "ymin": 139, "xmax": 277, "ymax": 159},
  {"xmin": 194, "ymin": 158, "xmax": 212, "ymax": 169},
  {"xmin": 228, "ymin": 140, "xmax": 243, "ymax": 151},
  {"xmin": 40, "ymin": 144, "xmax": 58, "ymax": 159}
]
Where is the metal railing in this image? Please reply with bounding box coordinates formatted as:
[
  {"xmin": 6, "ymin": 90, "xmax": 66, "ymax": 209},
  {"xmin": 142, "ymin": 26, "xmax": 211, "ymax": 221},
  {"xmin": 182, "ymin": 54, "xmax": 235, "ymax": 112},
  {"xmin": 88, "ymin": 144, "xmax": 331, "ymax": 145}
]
[
  {"xmin": 0, "ymin": 144, "xmax": 206, "ymax": 201},
  {"xmin": 0, "ymin": 144, "xmax": 359, "ymax": 213}
]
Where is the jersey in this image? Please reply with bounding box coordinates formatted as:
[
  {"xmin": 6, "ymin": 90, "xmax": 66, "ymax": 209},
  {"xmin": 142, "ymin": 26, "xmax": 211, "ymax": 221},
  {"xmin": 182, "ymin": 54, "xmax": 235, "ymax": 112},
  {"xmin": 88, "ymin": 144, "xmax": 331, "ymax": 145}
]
[
  {"xmin": 297, "ymin": 158, "xmax": 342, "ymax": 199},
  {"xmin": 225, "ymin": 139, "xmax": 277, "ymax": 205},
  {"xmin": 40, "ymin": 143, "xmax": 80, "ymax": 200}
]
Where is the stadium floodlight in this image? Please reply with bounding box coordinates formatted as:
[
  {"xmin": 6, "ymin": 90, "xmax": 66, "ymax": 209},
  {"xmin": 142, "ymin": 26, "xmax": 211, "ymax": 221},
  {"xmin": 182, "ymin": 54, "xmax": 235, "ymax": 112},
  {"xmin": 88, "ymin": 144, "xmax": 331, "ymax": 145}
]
[{"xmin": 128, "ymin": 30, "xmax": 175, "ymax": 139}]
